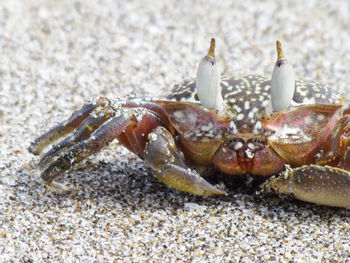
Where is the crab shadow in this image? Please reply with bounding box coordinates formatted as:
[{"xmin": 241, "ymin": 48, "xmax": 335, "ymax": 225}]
[{"xmin": 21, "ymin": 159, "xmax": 350, "ymax": 221}]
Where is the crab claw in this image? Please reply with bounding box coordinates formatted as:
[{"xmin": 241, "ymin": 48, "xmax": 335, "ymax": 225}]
[
  {"xmin": 196, "ymin": 38, "xmax": 224, "ymax": 114},
  {"xmin": 261, "ymin": 165, "xmax": 350, "ymax": 208},
  {"xmin": 144, "ymin": 126, "xmax": 226, "ymax": 196},
  {"xmin": 270, "ymin": 40, "xmax": 295, "ymax": 112}
]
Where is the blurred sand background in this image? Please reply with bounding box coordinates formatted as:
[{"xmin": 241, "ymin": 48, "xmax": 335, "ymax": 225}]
[{"xmin": 0, "ymin": 0, "xmax": 350, "ymax": 262}]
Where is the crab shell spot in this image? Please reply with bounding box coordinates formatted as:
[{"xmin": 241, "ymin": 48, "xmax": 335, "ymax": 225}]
[{"xmin": 263, "ymin": 104, "xmax": 343, "ymax": 166}]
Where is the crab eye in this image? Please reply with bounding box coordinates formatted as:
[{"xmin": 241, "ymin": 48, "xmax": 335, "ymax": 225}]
[
  {"xmin": 270, "ymin": 40, "xmax": 295, "ymax": 112},
  {"xmin": 196, "ymin": 38, "xmax": 222, "ymax": 111}
]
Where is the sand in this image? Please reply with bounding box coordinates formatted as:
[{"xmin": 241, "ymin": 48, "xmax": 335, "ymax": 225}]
[{"xmin": 1, "ymin": 0, "xmax": 350, "ymax": 262}]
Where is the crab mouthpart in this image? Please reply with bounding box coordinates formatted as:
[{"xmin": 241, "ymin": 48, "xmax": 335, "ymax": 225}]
[
  {"xmin": 270, "ymin": 40, "xmax": 295, "ymax": 112},
  {"xmin": 196, "ymin": 38, "xmax": 224, "ymax": 113}
]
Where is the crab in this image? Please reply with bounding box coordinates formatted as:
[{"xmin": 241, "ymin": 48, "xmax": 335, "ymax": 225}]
[{"xmin": 29, "ymin": 39, "xmax": 350, "ymax": 207}]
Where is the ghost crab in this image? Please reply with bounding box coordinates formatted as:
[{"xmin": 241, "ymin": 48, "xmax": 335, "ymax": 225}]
[{"xmin": 29, "ymin": 39, "xmax": 350, "ymax": 207}]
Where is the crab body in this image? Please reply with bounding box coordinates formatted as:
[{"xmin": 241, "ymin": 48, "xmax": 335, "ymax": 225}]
[
  {"xmin": 29, "ymin": 41, "xmax": 350, "ymax": 207},
  {"xmin": 165, "ymin": 75, "xmax": 343, "ymax": 175}
]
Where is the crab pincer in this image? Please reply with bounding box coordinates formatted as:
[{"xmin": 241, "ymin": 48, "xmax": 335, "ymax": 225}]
[{"xmin": 262, "ymin": 165, "xmax": 350, "ymax": 208}]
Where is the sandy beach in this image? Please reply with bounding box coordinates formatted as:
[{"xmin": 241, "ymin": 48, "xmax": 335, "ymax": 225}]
[{"xmin": 1, "ymin": 1, "xmax": 350, "ymax": 262}]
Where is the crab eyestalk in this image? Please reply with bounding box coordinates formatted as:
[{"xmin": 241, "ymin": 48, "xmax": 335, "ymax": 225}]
[
  {"xmin": 196, "ymin": 38, "xmax": 224, "ymax": 114},
  {"xmin": 270, "ymin": 40, "xmax": 295, "ymax": 112}
]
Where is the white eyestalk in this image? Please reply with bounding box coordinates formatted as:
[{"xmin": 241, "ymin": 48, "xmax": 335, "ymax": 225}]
[
  {"xmin": 270, "ymin": 40, "xmax": 295, "ymax": 112},
  {"xmin": 196, "ymin": 38, "xmax": 224, "ymax": 113}
]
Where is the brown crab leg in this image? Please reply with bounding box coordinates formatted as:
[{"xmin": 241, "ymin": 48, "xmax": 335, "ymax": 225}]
[
  {"xmin": 41, "ymin": 110, "xmax": 139, "ymax": 186},
  {"xmin": 144, "ymin": 126, "xmax": 226, "ymax": 196},
  {"xmin": 29, "ymin": 97, "xmax": 111, "ymax": 155},
  {"xmin": 38, "ymin": 107, "xmax": 115, "ymax": 170},
  {"xmin": 40, "ymin": 107, "xmax": 168, "ymax": 188}
]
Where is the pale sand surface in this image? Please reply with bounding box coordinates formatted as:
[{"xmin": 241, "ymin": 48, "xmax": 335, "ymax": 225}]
[{"xmin": 1, "ymin": 1, "xmax": 350, "ymax": 262}]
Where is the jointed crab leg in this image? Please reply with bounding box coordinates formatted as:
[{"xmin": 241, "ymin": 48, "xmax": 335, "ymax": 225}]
[
  {"xmin": 144, "ymin": 126, "xmax": 226, "ymax": 196},
  {"xmin": 29, "ymin": 97, "xmax": 111, "ymax": 155},
  {"xmin": 42, "ymin": 107, "xmax": 167, "ymax": 187},
  {"xmin": 38, "ymin": 106, "xmax": 115, "ymax": 171},
  {"xmin": 41, "ymin": 111, "xmax": 140, "ymax": 186}
]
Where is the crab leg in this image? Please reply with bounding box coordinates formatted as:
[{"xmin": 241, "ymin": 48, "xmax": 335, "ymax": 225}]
[
  {"xmin": 144, "ymin": 126, "xmax": 226, "ymax": 196},
  {"xmin": 29, "ymin": 97, "xmax": 111, "ymax": 155},
  {"xmin": 41, "ymin": 106, "xmax": 169, "ymax": 188},
  {"xmin": 40, "ymin": 111, "xmax": 138, "ymax": 187},
  {"xmin": 38, "ymin": 107, "xmax": 115, "ymax": 170}
]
